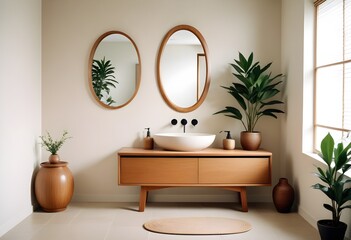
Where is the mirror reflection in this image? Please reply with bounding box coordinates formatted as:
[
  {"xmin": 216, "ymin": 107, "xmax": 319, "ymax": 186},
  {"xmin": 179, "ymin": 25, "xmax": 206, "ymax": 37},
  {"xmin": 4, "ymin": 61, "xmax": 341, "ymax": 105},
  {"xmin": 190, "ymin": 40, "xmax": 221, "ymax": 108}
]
[
  {"xmin": 89, "ymin": 31, "xmax": 141, "ymax": 109},
  {"xmin": 157, "ymin": 25, "xmax": 210, "ymax": 112}
]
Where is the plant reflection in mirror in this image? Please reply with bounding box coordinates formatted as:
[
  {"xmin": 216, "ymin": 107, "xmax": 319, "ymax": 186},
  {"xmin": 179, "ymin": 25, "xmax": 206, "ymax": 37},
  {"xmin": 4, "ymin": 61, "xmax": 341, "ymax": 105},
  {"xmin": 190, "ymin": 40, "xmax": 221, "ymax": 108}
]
[{"xmin": 92, "ymin": 57, "xmax": 118, "ymax": 105}]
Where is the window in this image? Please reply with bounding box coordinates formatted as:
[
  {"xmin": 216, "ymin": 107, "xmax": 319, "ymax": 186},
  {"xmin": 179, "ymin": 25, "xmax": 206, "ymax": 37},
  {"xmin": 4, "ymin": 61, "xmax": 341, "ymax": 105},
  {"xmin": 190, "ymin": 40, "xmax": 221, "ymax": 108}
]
[{"xmin": 314, "ymin": 0, "xmax": 351, "ymax": 150}]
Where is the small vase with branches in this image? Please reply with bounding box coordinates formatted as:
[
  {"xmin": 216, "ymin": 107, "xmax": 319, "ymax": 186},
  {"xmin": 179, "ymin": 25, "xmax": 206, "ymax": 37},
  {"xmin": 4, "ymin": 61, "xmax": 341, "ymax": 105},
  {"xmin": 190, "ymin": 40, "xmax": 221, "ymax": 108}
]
[{"xmin": 39, "ymin": 130, "xmax": 71, "ymax": 164}]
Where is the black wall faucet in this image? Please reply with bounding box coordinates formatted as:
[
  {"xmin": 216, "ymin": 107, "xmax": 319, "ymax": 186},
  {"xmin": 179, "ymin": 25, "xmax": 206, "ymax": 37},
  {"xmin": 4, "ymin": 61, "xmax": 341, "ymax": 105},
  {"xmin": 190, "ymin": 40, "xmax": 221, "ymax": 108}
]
[
  {"xmin": 171, "ymin": 119, "xmax": 178, "ymax": 125},
  {"xmin": 191, "ymin": 119, "xmax": 198, "ymax": 126},
  {"xmin": 181, "ymin": 119, "xmax": 188, "ymax": 133},
  {"xmin": 172, "ymin": 118, "xmax": 197, "ymax": 133}
]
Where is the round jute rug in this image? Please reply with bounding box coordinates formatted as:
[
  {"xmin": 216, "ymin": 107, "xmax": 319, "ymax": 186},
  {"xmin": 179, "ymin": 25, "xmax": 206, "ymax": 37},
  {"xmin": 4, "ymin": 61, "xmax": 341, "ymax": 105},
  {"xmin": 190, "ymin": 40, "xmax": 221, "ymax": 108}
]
[{"xmin": 143, "ymin": 217, "xmax": 252, "ymax": 235}]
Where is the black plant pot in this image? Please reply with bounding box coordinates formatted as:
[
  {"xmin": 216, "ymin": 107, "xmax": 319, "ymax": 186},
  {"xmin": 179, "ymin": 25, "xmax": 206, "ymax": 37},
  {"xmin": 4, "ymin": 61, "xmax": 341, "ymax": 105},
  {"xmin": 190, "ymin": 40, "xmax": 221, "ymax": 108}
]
[{"xmin": 317, "ymin": 220, "xmax": 347, "ymax": 240}]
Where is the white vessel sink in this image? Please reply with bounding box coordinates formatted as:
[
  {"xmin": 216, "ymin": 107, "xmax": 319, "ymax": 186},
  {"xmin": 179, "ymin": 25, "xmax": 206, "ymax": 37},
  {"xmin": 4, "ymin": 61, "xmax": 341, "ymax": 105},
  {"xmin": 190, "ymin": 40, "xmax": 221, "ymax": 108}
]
[{"xmin": 153, "ymin": 133, "xmax": 216, "ymax": 151}]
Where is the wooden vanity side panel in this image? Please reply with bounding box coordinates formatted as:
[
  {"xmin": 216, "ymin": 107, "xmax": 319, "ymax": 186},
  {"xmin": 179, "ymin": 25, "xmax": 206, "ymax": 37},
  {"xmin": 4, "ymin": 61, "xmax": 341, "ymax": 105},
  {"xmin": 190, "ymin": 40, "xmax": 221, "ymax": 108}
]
[
  {"xmin": 198, "ymin": 157, "xmax": 271, "ymax": 185},
  {"xmin": 119, "ymin": 157, "xmax": 198, "ymax": 184}
]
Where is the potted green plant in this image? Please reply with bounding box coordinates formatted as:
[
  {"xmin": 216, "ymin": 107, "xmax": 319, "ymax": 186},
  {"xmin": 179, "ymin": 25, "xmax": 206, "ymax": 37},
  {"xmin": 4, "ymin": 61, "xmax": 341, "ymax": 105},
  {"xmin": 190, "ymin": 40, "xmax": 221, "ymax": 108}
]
[
  {"xmin": 214, "ymin": 52, "xmax": 284, "ymax": 150},
  {"xmin": 312, "ymin": 133, "xmax": 351, "ymax": 240},
  {"xmin": 92, "ymin": 57, "xmax": 118, "ymax": 106},
  {"xmin": 39, "ymin": 130, "xmax": 71, "ymax": 164}
]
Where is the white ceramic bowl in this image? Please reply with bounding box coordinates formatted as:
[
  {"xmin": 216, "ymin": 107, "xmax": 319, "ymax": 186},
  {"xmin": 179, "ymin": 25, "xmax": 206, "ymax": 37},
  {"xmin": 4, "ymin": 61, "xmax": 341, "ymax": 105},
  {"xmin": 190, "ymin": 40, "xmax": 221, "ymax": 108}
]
[{"xmin": 153, "ymin": 133, "xmax": 216, "ymax": 151}]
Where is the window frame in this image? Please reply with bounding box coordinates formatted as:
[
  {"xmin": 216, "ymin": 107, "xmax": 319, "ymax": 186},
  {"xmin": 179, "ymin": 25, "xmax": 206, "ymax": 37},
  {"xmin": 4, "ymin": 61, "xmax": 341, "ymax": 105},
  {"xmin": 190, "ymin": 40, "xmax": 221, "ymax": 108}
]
[{"xmin": 313, "ymin": 0, "xmax": 351, "ymax": 151}]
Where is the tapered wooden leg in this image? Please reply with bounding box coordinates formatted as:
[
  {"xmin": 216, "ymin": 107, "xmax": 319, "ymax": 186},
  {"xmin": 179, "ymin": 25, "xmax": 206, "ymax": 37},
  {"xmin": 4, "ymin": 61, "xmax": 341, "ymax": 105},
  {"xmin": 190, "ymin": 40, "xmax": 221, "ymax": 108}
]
[
  {"xmin": 221, "ymin": 186, "xmax": 248, "ymax": 212},
  {"xmin": 239, "ymin": 187, "xmax": 248, "ymax": 212},
  {"xmin": 139, "ymin": 186, "xmax": 169, "ymax": 212},
  {"xmin": 139, "ymin": 186, "xmax": 147, "ymax": 212}
]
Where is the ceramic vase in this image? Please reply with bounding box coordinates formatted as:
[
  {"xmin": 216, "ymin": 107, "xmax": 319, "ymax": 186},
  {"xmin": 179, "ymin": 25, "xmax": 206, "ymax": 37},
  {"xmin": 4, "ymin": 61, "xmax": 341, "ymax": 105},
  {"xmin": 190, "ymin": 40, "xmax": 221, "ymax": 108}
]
[
  {"xmin": 35, "ymin": 162, "xmax": 74, "ymax": 212},
  {"xmin": 48, "ymin": 154, "xmax": 60, "ymax": 164},
  {"xmin": 272, "ymin": 178, "xmax": 294, "ymax": 213}
]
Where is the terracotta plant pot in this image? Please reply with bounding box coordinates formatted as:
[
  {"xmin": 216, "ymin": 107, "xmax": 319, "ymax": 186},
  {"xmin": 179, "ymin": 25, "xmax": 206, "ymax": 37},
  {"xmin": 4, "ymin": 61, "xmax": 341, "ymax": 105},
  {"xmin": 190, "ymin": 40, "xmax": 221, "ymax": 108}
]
[
  {"xmin": 272, "ymin": 178, "xmax": 294, "ymax": 213},
  {"xmin": 49, "ymin": 154, "xmax": 60, "ymax": 164},
  {"xmin": 240, "ymin": 131, "xmax": 261, "ymax": 150},
  {"xmin": 317, "ymin": 220, "xmax": 347, "ymax": 240}
]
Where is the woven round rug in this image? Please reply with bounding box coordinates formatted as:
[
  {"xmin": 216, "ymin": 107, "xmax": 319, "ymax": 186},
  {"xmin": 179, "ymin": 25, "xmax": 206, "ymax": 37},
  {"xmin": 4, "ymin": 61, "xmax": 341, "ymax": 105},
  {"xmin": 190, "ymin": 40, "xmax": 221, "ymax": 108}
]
[{"xmin": 143, "ymin": 217, "xmax": 252, "ymax": 235}]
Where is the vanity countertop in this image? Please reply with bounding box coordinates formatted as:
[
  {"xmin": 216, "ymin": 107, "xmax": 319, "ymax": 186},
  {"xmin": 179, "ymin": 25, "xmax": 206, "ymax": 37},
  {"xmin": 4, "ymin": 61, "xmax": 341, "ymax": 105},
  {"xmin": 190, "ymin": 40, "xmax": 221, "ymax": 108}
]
[{"xmin": 118, "ymin": 147, "xmax": 272, "ymax": 157}]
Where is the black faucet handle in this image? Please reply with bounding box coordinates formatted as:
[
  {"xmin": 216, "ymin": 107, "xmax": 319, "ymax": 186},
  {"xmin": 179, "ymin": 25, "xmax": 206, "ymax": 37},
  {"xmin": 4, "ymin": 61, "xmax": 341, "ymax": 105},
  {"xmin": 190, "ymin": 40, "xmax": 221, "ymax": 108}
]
[
  {"xmin": 181, "ymin": 119, "xmax": 188, "ymax": 125},
  {"xmin": 171, "ymin": 119, "xmax": 178, "ymax": 125},
  {"xmin": 191, "ymin": 119, "xmax": 198, "ymax": 126}
]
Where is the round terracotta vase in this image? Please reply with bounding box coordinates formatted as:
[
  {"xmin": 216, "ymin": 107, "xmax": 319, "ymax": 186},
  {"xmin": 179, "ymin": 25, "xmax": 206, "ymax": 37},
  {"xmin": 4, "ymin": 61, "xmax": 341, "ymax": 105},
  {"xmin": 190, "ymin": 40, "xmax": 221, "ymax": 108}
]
[
  {"xmin": 35, "ymin": 162, "xmax": 74, "ymax": 212},
  {"xmin": 240, "ymin": 131, "xmax": 261, "ymax": 150},
  {"xmin": 272, "ymin": 178, "xmax": 295, "ymax": 213}
]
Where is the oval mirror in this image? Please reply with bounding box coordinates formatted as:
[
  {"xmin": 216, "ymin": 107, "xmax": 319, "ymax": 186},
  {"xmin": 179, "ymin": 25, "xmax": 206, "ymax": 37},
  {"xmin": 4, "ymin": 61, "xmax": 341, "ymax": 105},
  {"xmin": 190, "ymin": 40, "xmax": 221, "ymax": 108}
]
[
  {"xmin": 88, "ymin": 31, "xmax": 141, "ymax": 109},
  {"xmin": 157, "ymin": 25, "xmax": 210, "ymax": 112}
]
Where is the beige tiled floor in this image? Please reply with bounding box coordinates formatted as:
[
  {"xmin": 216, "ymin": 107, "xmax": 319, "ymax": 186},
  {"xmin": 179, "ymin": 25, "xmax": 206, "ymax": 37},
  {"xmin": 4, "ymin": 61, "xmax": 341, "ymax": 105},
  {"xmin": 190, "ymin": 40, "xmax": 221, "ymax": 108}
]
[{"xmin": 1, "ymin": 202, "xmax": 319, "ymax": 240}]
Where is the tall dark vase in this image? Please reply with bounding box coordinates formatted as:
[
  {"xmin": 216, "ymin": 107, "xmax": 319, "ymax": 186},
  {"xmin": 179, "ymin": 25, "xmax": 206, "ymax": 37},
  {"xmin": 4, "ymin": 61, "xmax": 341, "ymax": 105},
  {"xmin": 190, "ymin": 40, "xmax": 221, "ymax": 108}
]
[{"xmin": 272, "ymin": 178, "xmax": 294, "ymax": 213}]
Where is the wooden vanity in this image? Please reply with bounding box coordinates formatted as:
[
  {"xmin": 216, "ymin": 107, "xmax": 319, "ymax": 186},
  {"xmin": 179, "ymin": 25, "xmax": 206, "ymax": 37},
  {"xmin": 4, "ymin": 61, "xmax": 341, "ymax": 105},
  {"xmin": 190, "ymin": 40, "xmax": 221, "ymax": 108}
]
[{"xmin": 118, "ymin": 148, "xmax": 272, "ymax": 212}]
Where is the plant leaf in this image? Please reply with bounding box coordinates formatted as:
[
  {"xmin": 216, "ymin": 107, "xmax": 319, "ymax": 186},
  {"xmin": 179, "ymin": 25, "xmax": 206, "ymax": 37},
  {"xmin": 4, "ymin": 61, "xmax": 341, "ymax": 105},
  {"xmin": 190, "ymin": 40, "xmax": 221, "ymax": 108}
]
[
  {"xmin": 230, "ymin": 63, "xmax": 244, "ymax": 74},
  {"xmin": 238, "ymin": 52, "xmax": 248, "ymax": 71},
  {"xmin": 260, "ymin": 62, "xmax": 272, "ymax": 74},
  {"xmin": 214, "ymin": 107, "xmax": 243, "ymax": 120},
  {"xmin": 258, "ymin": 109, "xmax": 284, "ymax": 118},
  {"xmin": 228, "ymin": 89, "xmax": 247, "ymax": 111},
  {"xmin": 320, "ymin": 133, "xmax": 334, "ymax": 166},
  {"xmin": 342, "ymin": 164, "xmax": 351, "ymax": 174},
  {"xmin": 259, "ymin": 100, "xmax": 283, "ymax": 110},
  {"xmin": 312, "ymin": 183, "xmax": 335, "ymax": 200},
  {"xmin": 323, "ymin": 203, "xmax": 335, "ymax": 213}
]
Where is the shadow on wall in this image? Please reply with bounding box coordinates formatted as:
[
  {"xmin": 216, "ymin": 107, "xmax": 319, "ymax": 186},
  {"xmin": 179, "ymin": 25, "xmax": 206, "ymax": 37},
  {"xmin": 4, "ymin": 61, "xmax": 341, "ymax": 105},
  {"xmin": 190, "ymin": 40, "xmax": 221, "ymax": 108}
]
[
  {"xmin": 31, "ymin": 166, "xmax": 40, "ymax": 211},
  {"xmin": 31, "ymin": 140, "xmax": 42, "ymax": 211},
  {"xmin": 71, "ymin": 151, "xmax": 139, "ymax": 202}
]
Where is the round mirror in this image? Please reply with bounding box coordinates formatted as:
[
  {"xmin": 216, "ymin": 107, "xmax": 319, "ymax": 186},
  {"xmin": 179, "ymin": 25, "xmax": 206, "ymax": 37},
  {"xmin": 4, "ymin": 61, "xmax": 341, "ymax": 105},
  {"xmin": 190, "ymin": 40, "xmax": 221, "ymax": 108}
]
[
  {"xmin": 88, "ymin": 31, "xmax": 141, "ymax": 109},
  {"xmin": 157, "ymin": 25, "xmax": 210, "ymax": 112}
]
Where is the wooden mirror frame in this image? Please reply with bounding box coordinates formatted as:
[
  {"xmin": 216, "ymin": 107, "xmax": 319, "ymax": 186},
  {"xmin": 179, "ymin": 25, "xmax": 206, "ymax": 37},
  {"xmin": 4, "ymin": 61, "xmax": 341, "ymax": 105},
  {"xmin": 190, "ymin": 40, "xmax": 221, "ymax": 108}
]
[
  {"xmin": 156, "ymin": 25, "xmax": 210, "ymax": 112},
  {"xmin": 88, "ymin": 31, "xmax": 141, "ymax": 109}
]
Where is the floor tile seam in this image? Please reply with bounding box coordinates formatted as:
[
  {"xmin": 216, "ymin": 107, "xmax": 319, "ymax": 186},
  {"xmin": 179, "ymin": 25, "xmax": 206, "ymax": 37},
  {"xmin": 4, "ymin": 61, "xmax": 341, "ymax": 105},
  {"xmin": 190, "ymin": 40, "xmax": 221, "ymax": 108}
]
[
  {"xmin": 103, "ymin": 211, "xmax": 120, "ymax": 240},
  {"xmin": 47, "ymin": 208, "xmax": 83, "ymax": 226},
  {"xmin": 68, "ymin": 208, "xmax": 82, "ymax": 225},
  {"xmin": 28, "ymin": 209, "xmax": 81, "ymax": 240},
  {"xmin": 28, "ymin": 212, "xmax": 56, "ymax": 238}
]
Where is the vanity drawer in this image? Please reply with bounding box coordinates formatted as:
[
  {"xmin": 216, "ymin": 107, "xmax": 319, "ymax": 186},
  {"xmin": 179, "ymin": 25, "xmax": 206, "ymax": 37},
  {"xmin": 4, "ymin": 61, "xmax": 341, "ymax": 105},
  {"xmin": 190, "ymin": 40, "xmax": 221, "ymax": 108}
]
[
  {"xmin": 198, "ymin": 157, "xmax": 271, "ymax": 184},
  {"xmin": 119, "ymin": 157, "xmax": 198, "ymax": 184}
]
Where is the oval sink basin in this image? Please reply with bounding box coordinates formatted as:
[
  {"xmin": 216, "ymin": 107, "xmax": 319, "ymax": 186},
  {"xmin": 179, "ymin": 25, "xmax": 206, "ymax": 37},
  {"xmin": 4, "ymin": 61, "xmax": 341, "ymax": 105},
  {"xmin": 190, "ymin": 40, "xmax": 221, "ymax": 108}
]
[{"xmin": 153, "ymin": 133, "xmax": 216, "ymax": 151}]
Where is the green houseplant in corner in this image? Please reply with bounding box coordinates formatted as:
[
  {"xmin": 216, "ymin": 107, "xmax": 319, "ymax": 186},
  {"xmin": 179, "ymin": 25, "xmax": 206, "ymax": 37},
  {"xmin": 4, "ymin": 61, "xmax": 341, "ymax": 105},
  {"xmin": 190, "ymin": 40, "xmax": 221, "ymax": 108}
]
[
  {"xmin": 312, "ymin": 133, "xmax": 351, "ymax": 240},
  {"xmin": 214, "ymin": 52, "xmax": 284, "ymax": 150}
]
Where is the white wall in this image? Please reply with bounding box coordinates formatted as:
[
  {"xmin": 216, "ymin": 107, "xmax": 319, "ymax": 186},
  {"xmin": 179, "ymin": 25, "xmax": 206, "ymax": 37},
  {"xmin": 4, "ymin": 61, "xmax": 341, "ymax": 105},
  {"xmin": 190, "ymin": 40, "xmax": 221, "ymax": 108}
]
[
  {"xmin": 42, "ymin": 0, "xmax": 283, "ymax": 203},
  {"xmin": 281, "ymin": 0, "xmax": 350, "ymax": 238},
  {"xmin": 0, "ymin": 0, "xmax": 41, "ymax": 236}
]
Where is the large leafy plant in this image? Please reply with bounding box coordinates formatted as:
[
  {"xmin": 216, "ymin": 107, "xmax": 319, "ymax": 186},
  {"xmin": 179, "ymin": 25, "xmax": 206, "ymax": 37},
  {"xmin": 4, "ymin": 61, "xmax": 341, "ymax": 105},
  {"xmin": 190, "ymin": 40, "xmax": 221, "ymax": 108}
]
[
  {"xmin": 312, "ymin": 133, "xmax": 351, "ymax": 226},
  {"xmin": 92, "ymin": 57, "xmax": 118, "ymax": 106},
  {"xmin": 214, "ymin": 52, "xmax": 284, "ymax": 132}
]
